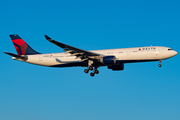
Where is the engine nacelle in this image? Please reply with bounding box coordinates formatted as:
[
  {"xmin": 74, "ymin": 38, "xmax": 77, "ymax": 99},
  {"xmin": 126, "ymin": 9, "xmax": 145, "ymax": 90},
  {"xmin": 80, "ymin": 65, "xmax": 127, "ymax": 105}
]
[
  {"xmin": 100, "ymin": 56, "xmax": 116, "ymax": 65},
  {"xmin": 108, "ymin": 64, "xmax": 124, "ymax": 71}
]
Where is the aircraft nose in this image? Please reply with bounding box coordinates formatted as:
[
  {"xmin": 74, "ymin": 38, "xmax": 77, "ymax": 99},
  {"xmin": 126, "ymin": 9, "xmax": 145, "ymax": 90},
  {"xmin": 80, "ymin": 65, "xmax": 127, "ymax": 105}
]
[{"xmin": 173, "ymin": 50, "xmax": 178, "ymax": 56}]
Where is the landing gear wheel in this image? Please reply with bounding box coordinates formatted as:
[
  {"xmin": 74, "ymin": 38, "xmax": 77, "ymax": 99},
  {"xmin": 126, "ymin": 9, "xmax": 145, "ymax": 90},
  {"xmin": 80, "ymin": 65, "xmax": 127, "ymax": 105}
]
[
  {"xmin": 158, "ymin": 60, "xmax": 162, "ymax": 67},
  {"xmin": 89, "ymin": 66, "xmax": 93, "ymax": 70},
  {"xmin": 94, "ymin": 70, "xmax": 99, "ymax": 74},
  {"xmin": 84, "ymin": 69, "xmax": 89, "ymax": 73},
  {"xmin": 90, "ymin": 72, "xmax": 95, "ymax": 77},
  {"xmin": 158, "ymin": 64, "xmax": 162, "ymax": 67}
]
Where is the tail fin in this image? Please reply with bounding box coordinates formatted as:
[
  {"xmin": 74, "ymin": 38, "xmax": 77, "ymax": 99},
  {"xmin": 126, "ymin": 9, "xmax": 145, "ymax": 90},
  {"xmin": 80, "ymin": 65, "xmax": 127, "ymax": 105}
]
[{"xmin": 10, "ymin": 34, "xmax": 40, "ymax": 55}]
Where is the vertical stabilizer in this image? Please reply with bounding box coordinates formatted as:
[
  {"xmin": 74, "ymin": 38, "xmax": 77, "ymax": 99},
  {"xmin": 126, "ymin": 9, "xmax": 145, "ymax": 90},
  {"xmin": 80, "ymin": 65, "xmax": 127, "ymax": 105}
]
[{"xmin": 10, "ymin": 34, "xmax": 40, "ymax": 55}]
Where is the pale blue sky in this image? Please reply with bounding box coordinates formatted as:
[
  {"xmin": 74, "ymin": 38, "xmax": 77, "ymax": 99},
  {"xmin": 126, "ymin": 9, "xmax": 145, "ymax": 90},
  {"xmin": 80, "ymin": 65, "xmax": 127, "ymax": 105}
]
[{"xmin": 0, "ymin": 0, "xmax": 180, "ymax": 120}]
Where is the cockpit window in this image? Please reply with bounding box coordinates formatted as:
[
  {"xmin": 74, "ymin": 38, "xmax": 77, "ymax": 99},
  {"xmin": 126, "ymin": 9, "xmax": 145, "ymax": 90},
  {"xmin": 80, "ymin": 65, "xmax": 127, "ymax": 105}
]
[{"xmin": 168, "ymin": 49, "xmax": 173, "ymax": 50}]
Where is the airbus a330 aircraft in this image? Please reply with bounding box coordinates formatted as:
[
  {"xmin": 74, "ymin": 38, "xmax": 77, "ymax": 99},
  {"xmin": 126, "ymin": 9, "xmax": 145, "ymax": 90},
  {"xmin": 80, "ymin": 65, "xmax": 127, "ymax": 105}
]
[{"xmin": 4, "ymin": 34, "xmax": 177, "ymax": 77}]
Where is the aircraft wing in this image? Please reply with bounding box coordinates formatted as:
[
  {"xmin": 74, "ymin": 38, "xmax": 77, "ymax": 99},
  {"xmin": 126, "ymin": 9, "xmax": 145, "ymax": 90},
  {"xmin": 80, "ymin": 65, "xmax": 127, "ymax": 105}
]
[{"xmin": 45, "ymin": 35, "xmax": 101, "ymax": 61}]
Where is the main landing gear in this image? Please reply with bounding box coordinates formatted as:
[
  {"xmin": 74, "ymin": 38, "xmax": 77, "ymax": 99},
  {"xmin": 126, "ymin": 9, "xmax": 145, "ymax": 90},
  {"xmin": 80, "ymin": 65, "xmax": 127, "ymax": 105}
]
[
  {"xmin": 158, "ymin": 60, "xmax": 162, "ymax": 67},
  {"xmin": 84, "ymin": 66, "xmax": 99, "ymax": 77}
]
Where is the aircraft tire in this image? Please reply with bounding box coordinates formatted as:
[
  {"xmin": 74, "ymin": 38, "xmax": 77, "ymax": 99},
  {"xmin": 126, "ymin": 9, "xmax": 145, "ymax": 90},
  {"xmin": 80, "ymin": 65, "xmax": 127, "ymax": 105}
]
[
  {"xmin": 158, "ymin": 64, "xmax": 162, "ymax": 67},
  {"xmin": 90, "ymin": 72, "xmax": 95, "ymax": 77},
  {"xmin": 94, "ymin": 70, "xmax": 99, "ymax": 74},
  {"xmin": 84, "ymin": 69, "xmax": 89, "ymax": 73},
  {"xmin": 89, "ymin": 66, "xmax": 93, "ymax": 70}
]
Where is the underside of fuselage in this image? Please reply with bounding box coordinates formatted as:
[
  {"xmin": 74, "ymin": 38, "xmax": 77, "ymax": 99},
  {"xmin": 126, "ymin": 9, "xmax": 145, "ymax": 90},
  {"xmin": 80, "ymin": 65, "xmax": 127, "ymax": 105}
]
[{"xmin": 49, "ymin": 59, "xmax": 160, "ymax": 68}]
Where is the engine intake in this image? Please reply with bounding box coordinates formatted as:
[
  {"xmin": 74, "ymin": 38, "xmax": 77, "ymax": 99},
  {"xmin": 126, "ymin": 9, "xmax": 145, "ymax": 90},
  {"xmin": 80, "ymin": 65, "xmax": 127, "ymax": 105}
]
[{"xmin": 100, "ymin": 56, "xmax": 116, "ymax": 65}]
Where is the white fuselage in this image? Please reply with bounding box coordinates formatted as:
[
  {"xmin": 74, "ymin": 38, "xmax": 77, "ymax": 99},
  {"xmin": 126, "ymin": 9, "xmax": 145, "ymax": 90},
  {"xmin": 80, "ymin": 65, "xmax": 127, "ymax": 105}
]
[{"xmin": 13, "ymin": 46, "xmax": 177, "ymax": 67}]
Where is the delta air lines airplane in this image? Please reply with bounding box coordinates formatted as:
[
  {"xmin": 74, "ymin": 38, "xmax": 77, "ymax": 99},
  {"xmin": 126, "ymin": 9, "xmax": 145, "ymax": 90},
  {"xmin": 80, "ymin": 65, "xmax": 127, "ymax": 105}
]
[{"xmin": 4, "ymin": 34, "xmax": 177, "ymax": 77}]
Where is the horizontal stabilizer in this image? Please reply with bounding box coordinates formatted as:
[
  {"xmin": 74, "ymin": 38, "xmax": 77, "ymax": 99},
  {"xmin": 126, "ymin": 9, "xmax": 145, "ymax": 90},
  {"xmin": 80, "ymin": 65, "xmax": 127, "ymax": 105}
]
[{"xmin": 4, "ymin": 52, "xmax": 28, "ymax": 61}]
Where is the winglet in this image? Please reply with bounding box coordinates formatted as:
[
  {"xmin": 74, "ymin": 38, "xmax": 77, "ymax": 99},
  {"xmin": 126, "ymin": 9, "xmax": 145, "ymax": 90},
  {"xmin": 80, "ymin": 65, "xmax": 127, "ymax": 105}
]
[{"xmin": 44, "ymin": 35, "xmax": 53, "ymax": 41}]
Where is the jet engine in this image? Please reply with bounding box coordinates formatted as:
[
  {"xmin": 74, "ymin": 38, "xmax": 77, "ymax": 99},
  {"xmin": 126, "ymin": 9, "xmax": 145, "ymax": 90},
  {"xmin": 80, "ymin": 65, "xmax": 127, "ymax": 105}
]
[
  {"xmin": 108, "ymin": 64, "xmax": 124, "ymax": 71},
  {"xmin": 100, "ymin": 56, "xmax": 116, "ymax": 65}
]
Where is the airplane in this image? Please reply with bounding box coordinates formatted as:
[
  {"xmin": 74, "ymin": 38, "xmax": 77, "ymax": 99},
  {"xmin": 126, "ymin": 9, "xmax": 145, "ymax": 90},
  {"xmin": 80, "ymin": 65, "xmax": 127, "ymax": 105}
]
[{"xmin": 4, "ymin": 34, "xmax": 178, "ymax": 77}]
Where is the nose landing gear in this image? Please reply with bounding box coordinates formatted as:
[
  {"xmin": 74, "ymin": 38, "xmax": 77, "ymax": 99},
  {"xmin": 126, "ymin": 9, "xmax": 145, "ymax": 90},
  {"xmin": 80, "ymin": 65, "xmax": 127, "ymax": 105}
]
[{"xmin": 158, "ymin": 60, "xmax": 162, "ymax": 67}]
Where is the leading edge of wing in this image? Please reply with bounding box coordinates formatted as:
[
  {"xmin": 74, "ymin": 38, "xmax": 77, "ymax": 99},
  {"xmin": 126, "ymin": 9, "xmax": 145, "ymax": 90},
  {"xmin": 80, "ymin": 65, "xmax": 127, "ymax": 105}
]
[{"xmin": 44, "ymin": 35, "xmax": 101, "ymax": 57}]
